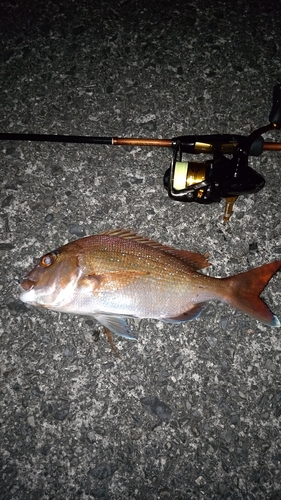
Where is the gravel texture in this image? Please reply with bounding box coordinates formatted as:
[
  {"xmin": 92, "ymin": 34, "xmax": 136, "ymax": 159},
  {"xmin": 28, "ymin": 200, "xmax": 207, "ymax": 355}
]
[{"xmin": 1, "ymin": 1, "xmax": 281, "ymax": 499}]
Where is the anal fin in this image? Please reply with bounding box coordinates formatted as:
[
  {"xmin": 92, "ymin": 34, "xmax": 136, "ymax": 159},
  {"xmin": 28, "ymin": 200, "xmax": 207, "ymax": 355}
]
[{"xmin": 164, "ymin": 303, "xmax": 205, "ymax": 323}]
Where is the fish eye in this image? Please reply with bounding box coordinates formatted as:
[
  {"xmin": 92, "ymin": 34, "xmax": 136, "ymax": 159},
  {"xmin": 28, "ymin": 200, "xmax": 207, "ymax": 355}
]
[{"xmin": 40, "ymin": 252, "xmax": 57, "ymax": 268}]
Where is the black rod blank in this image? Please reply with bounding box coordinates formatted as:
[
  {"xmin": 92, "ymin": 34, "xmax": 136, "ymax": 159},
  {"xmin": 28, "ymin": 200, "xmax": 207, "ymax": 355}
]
[{"xmin": 0, "ymin": 133, "xmax": 113, "ymax": 145}]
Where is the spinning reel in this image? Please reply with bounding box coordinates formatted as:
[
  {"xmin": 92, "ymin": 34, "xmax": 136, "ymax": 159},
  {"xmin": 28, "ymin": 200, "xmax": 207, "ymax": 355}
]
[
  {"xmin": 164, "ymin": 124, "xmax": 278, "ymax": 222},
  {"xmin": 1, "ymin": 84, "xmax": 281, "ymax": 221},
  {"xmin": 164, "ymin": 83, "xmax": 281, "ymax": 221}
]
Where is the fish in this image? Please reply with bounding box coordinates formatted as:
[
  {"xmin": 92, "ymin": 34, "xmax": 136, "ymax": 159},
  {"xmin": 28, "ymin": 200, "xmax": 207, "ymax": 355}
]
[{"xmin": 19, "ymin": 229, "xmax": 281, "ymax": 342}]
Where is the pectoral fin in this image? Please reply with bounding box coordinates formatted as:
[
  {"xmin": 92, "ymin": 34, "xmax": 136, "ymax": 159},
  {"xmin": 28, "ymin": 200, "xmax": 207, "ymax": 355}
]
[
  {"xmin": 95, "ymin": 314, "xmax": 136, "ymax": 339},
  {"xmin": 79, "ymin": 270, "xmax": 149, "ymax": 292}
]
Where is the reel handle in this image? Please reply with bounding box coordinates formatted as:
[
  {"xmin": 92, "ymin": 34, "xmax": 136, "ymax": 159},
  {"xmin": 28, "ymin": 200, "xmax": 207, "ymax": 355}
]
[{"xmin": 269, "ymin": 83, "xmax": 281, "ymax": 127}]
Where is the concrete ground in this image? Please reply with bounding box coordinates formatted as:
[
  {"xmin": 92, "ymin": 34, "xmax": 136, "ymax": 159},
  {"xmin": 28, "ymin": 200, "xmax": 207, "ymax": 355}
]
[{"xmin": 1, "ymin": 0, "xmax": 281, "ymax": 498}]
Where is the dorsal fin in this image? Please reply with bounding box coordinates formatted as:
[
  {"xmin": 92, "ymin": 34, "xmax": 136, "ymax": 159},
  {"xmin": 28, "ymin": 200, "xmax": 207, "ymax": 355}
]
[{"xmin": 99, "ymin": 228, "xmax": 210, "ymax": 270}]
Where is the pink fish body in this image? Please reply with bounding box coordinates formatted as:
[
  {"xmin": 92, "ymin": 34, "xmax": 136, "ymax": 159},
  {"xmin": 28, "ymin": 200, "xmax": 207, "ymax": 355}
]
[{"xmin": 19, "ymin": 229, "xmax": 281, "ymax": 339}]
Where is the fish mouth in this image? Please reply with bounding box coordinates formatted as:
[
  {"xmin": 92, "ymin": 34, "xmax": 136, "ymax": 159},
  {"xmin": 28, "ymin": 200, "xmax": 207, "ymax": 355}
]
[
  {"xmin": 19, "ymin": 283, "xmax": 40, "ymax": 306},
  {"xmin": 20, "ymin": 278, "xmax": 36, "ymax": 292},
  {"xmin": 19, "ymin": 278, "xmax": 39, "ymax": 305}
]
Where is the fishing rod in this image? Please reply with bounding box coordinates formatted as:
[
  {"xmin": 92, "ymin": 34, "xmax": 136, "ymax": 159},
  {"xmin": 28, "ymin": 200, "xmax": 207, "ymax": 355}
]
[{"xmin": 1, "ymin": 84, "xmax": 281, "ymax": 222}]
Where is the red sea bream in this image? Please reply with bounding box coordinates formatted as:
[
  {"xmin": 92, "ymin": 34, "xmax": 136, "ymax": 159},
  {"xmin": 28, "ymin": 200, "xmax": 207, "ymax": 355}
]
[{"xmin": 19, "ymin": 229, "xmax": 281, "ymax": 339}]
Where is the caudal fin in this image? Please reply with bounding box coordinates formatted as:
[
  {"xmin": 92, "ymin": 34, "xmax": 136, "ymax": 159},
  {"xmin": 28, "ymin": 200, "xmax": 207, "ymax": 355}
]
[{"xmin": 223, "ymin": 261, "xmax": 281, "ymax": 326}]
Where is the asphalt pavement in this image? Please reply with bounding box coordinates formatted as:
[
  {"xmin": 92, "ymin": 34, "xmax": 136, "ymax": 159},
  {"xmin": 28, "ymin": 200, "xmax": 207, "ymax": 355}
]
[{"xmin": 1, "ymin": 0, "xmax": 281, "ymax": 498}]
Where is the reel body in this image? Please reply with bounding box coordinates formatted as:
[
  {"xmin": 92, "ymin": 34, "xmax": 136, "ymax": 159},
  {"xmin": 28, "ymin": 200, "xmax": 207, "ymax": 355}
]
[
  {"xmin": 165, "ymin": 144, "xmax": 266, "ymax": 204},
  {"xmin": 164, "ymin": 137, "xmax": 266, "ymax": 220},
  {"xmin": 164, "ymin": 124, "xmax": 278, "ymax": 221}
]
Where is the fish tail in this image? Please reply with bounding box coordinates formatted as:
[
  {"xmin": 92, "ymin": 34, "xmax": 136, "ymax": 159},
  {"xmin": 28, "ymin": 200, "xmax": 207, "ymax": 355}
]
[{"xmin": 222, "ymin": 261, "xmax": 281, "ymax": 326}]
